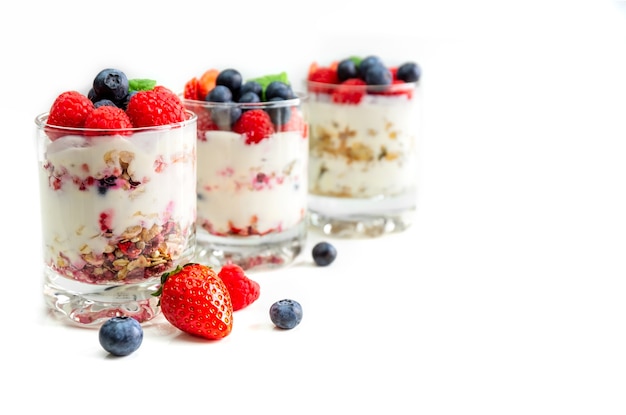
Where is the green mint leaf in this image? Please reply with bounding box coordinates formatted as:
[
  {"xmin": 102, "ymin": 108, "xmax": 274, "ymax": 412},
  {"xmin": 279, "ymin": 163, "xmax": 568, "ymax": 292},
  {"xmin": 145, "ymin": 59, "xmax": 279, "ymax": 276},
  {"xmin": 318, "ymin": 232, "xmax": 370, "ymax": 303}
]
[
  {"xmin": 349, "ymin": 56, "xmax": 362, "ymax": 66},
  {"xmin": 247, "ymin": 72, "xmax": 290, "ymax": 100},
  {"xmin": 129, "ymin": 78, "xmax": 157, "ymax": 92}
]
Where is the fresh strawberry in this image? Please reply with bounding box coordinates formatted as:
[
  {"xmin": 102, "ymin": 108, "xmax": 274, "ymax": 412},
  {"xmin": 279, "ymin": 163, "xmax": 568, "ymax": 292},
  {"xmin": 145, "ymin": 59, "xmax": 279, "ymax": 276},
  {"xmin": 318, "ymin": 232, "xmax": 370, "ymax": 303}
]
[
  {"xmin": 307, "ymin": 61, "xmax": 319, "ymax": 77},
  {"xmin": 47, "ymin": 90, "xmax": 95, "ymax": 127},
  {"xmin": 218, "ymin": 263, "xmax": 260, "ymax": 311},
  {"xmin": 126, "ymin": 87, "xmax": 187, "ymax": 127},
  {"xmin": 332, "ymin": 78, "xmax": 367, "ymax": 104},
  {"xmin": 233, "ymin": 109, "xmax": 275, "ymax": 145},
  {"xmin": 154, "ymin": 263, "xmax": 233, "ymax": 340},
  {"xmin": 198, "ymin": 69, "xmax": 219, "ymax": 101},
  {"xmin": 83, "ymin": 105, "xmax": 133, "ymax": 136}
]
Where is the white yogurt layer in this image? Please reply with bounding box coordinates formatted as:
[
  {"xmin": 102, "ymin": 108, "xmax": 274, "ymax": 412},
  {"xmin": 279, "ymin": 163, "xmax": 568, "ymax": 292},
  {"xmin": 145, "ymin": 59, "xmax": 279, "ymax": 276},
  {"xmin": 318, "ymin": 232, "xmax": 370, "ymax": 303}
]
[
  {"xmin": 196, "ymin": 129, "xmax": 307, "ymax": 236},
  {"xmin": 38, "ymin": 126, "xmax": 196, "ymax": 281},
  {"xmin": 306, "ymin": 92, "xmax": 419, "ymax": 199}
]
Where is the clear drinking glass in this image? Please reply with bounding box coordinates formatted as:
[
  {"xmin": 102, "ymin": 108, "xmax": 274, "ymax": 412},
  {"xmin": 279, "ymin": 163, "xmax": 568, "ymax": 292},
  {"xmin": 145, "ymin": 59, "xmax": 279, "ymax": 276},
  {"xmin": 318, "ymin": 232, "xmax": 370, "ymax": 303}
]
[
  {"xmin": 35, "ymin": 111, "xmax": 197, "ymax": 326},
  {"xmin": 305, "ymin": 80, "xmax": 421, "ymax": 237},
  {"xmin": 183, "ymin": 96, "xmax": 308, "ymax": 270}
]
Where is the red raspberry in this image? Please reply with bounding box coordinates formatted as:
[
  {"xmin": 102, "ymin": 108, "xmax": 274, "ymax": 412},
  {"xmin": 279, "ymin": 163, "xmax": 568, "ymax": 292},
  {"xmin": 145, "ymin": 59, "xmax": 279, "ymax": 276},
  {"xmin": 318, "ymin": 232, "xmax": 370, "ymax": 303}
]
[
  {"xmin": 47, "ymin": 91, "xmax": 95, "ymax": 128},
  {"xmin": 152, "ymin": 85, "xmax": 176, "ymax": 95},
  {"xmin": 332, "ymin": 78, "xmax": 367, "ymax": 104},
  {"xmin": 126, "ymin": 87, "xmax": 187, "ymax": 127},
  {"xmin": 84, "ymin": 106, "xmax": 133, "ymax": 136},
  {"xmin": 217, "ymin": 263, "xmax": 260, "ymax": 311},
  {"xmin": 233, "ymin": 109, "xmax": 275, "ymax": 145},
  {"xmin": 308, "ymin": 67, "xmax": 339, "ymax": 94},
  {"xmin": 194, "ymin": 106, "xmax": 219, "ymax": 141},
  {"xmin": 308, "ymin": 66, "xmax": 338, "ymax": 84},
  {"xmin": 390, "ymin": 66, "xmax": 399, "ymax": 80},
  {"xmin": 183, "ymin": 77, "xmax": 200, "ymax": 100},
  {"xmin": 379, "ymin": 79, "xmax": 414, "ymax": 99},
  {"xmin": 279, "ymin": 108, "xmax": 308, "ymax": 138}
]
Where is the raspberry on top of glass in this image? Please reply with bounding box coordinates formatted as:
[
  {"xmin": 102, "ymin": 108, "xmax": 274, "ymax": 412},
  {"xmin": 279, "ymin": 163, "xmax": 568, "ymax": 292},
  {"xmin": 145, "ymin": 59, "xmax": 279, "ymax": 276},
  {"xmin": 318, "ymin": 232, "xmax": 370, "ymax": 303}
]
[
  {"xmin": 46, "ymin": 69, "xmax": 190, "ymax": 134},
  {"xmin": 182, "ymin": 68, "xmax": 308, "ymax": 242},
  {"xmin": 38, "ymin": 68, "xmax": 197, "ymax": 285}
]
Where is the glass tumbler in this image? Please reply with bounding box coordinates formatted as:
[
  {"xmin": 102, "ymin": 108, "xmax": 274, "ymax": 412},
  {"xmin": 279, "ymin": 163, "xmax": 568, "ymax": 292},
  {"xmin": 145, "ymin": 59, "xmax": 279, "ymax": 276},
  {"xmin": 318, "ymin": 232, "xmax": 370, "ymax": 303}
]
[
  {"xmin": 35, "ymin": 111, "xmax": 197, "ymax": 326},
  {"xmin": 305, "ymin": 80, "xmax": 421, "ymax": 237},
  {"xmin": 183, "ymin": 95, "xmax": 308, "ymax": 270}
]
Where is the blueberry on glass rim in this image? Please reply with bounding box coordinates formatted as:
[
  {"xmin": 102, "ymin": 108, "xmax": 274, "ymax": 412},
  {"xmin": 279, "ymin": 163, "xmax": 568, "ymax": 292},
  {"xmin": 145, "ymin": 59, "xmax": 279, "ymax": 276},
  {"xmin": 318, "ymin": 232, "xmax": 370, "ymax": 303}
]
[{"xmin": 396, "ymin": 62, "xmax": 421, "ymax": 83}]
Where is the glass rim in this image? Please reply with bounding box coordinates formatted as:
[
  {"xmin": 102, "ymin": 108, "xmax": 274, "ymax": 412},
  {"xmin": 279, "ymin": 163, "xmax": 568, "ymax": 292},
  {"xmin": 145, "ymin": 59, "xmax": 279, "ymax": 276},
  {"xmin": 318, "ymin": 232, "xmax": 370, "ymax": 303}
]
[
  {"xmin": 180, "ymin": 91, "xmax": 307, "ymax": 109},
  {"xmin": 35, "ymin": 109, "xmax": 198, "ymax": 133},
  {"xmin": 306, "ymin": 80, "xmax": 418, "ymax": 93}
]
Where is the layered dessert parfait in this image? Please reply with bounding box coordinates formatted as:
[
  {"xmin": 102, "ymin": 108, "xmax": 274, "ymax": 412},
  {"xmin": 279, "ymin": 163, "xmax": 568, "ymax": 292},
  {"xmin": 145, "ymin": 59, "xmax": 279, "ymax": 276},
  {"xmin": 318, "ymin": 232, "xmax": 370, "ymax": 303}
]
[
  {"xmin": 36, "ymin": 69, "xmax": 197, "ymax": 325},
  {"xmin": 183, "ymin": 69, "xmax": 308, "ymax": 269},
  {"xmin": 305, "ymin": 55, "xmax": 421, "ymax": 237}
]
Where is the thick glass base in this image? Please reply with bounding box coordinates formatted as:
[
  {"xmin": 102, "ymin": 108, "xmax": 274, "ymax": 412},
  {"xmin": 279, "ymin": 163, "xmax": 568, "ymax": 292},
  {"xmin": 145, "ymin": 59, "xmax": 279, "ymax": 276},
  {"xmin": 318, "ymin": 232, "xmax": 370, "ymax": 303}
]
[
  {"xmin": 43, "ymin": 267, "xmax": 160, "ymax": 327},
  {"xmin": 194, "ymin": 221, "xmax": 306, "ymax": 271},
  {"xmin": 308, "ymin": 210, "xmax": 414, "ymax": 237},
  {"xmin": 308, "ymin": 193, "xmax": 415, "ymax": 238}
]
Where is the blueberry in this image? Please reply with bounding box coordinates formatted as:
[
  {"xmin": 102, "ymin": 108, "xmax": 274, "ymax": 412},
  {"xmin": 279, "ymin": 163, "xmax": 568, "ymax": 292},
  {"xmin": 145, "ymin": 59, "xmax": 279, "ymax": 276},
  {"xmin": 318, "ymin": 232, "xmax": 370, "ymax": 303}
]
[
  {"xmin": 216, "ymin": 68, "xmax": 242, "ymax": 95},
  {"xmin": 265, "ymin": 97, "xmax": 292, "ymax": 125},
  {"xmin": 238, "ymin": 91, "xmax": 261, "ymax": 104},
  {"xmin": 337, "ymin": 58, "xmax": 358, "ymax": 82},
  {"xmin": 269, "ymin": 299, "xmax": 303, "ymax": 330},
  {"xmin": 93, "ymin": 68, "xmax": 129, "ymax": 103},
  {"xmin": 211, "ymin": 105, "xmax": 242, "ymax": 129},
  {"xmin": 97, "ymin": 175, "xmax": 117, "ymax": 195},
  {"xmin": 240, "ymin": 81, "xmax": 263, "ymax": 98},
  {"xmin": 364, "ymin": 64, "xmax": 392, "ymax": 86},
  {"xmin": 206, "ymin": 85, "xmax": 233, "ymax": 102},
  {"xmin": 98, "ymin": 316, "xmax": 143, "ymax": 356},
  {"xmin": 118, "ymin": 91, "xmax": 137, "ymax": 111},
  {"xmin": 312, "ymin": 241, "xmax": 337, "ymax": 266},
  {"xmin": 93, "ymin": 99, "xmax": 117, "ymax": 108},
  {"xmin": 396, "ymin": 62, "xmax": 421, "ymax": 83},
  {"xmin": 205, "ymin": 85, "xmax": 239, "ymax": 127},
  {"xmin": 358, "ymin": 55, "xmax": 384, "ymax": 79},
  {"xmin": 265, "ymin": 81, "xmax": 294, "ymax": 101}
]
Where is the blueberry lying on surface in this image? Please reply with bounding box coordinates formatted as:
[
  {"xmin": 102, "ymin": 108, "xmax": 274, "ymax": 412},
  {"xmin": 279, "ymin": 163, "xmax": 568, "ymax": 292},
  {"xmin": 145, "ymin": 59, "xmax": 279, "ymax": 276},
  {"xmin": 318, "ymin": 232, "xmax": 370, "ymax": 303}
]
[
  {"xmin": 99, "ymin": 316, "xmax": 143, "ymax": 356},
  {"xmin": 312, "ymin": 241, "xmax": 337, "ymax": 266},
  {"xmin": 270, "ymin": 299, "xmax": 303, "ymax": 330}
]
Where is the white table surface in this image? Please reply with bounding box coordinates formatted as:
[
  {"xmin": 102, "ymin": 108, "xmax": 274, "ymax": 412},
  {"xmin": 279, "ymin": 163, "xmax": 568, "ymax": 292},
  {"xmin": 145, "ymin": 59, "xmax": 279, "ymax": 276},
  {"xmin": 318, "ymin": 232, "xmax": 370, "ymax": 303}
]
[{"xmin": 3, "ymin": 1, "xmax": 626, "ymax": 413}]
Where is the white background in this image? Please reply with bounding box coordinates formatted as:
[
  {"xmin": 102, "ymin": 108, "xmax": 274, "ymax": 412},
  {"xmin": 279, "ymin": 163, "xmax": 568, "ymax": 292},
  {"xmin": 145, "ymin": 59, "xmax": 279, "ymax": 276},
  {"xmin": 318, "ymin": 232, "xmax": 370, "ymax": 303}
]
[{"xmin": 2, "ymin": 0, "xmax": 626, "ymax": 413}]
